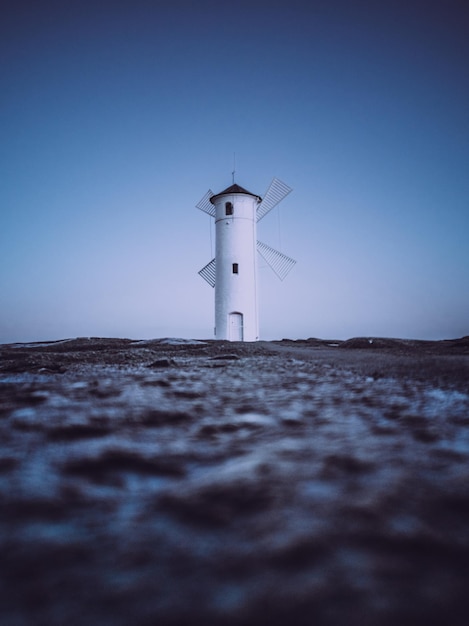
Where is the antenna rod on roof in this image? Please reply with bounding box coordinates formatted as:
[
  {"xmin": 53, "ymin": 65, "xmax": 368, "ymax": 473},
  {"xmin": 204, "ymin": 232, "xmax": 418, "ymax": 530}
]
[{"xmin": 232, "ymin": 152, "xmax": 236, "ymax": 184}]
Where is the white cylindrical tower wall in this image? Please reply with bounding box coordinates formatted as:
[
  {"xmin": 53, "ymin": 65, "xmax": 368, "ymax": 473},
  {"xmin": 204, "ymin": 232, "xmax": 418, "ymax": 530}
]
[{"xmin": 212, "ymin": 192, "xmax": 259, "ymax": 341}]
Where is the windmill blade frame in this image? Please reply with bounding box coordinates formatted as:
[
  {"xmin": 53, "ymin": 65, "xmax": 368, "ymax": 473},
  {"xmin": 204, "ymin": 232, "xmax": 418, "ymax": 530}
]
[
  {"xmin": 257, "ymin": 241, "xmax": 296, "ymax": 281},
  {"xmin": 198, "ymin": 258, "xmax": 216, "ymax": 287},
  {"xmin": 196, "ymin": 190, "xmax": 215, "ymax": 217},
  {"xmin": 256, "ymin": 177, "xmax": 292, "ymax": 222}
]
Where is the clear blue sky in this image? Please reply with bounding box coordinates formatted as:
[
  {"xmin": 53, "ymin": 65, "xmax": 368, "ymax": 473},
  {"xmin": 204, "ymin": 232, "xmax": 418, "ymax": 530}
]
[{"xmin": 1, "ymin": 0, "xmax": 468, "ymax": 342}]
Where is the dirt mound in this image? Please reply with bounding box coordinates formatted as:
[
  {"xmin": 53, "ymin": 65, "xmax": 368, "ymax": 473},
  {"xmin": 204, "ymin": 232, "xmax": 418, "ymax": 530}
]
[
  {"xmin": 340, "ymin": 337, "xmax": 414, "ymax": 351},
  {"xmin": 444, "ymin": 336, "xmax": 469, "ymax": 352},
  {"xmin": 340, "ymin": 336, "xmax": 469, "ymax": 354}
]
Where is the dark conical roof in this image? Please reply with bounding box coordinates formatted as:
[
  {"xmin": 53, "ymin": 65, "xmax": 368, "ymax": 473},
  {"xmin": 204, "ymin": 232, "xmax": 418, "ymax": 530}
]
[{"xmin": 210, "ymin": 183, "xmax": 261, "ymax": 204}]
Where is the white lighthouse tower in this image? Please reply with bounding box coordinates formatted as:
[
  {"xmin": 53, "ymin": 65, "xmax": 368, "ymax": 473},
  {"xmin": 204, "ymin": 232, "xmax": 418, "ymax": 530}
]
[{"xmin": 197, "ymin": 178, "xmax": 295, "ymax": 341}]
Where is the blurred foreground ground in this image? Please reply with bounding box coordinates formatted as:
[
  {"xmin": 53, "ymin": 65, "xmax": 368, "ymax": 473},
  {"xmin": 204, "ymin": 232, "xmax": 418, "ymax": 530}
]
[{"xmin": 1, "ymin": 336, "xmax": 468, "ymax": 625}]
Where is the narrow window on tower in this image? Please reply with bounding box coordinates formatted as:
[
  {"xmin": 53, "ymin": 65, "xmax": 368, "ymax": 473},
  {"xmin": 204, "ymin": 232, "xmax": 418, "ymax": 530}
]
[
  {"xmin": 232, "ymin": 263, "xmax": 239, "ymax": 274},
  {"xmin": 225, "ymin": 202, "xmax": 233, "ymax": 216}
]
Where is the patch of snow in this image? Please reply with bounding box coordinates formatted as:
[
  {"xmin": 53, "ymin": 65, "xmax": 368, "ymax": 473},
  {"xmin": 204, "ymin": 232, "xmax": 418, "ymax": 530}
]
[
  {"xmin": 426, "ymin": 388, "xmax": 468, "ymax": 403},
  {"xmin": 9, "ymin": 339, "xmax": 76, "ymax": 349},
  {"xmin": 157, "ymin": 338, "xmax": 207, "ymax": 345}
]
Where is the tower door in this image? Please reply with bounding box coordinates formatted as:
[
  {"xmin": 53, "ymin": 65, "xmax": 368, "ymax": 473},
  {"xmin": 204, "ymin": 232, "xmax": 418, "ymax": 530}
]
[{"xmin": 229, "ymin": 312, "xmax": 244, "ymax": 341}]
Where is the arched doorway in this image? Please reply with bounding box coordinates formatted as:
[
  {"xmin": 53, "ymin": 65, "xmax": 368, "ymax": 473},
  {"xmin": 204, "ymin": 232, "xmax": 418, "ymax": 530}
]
[{"xmin": 229, "ymin": 312, "xmax": 244, "ymax": 341}]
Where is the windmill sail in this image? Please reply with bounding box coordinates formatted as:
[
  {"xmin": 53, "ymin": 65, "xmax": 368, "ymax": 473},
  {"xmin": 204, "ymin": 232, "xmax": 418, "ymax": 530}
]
[
  {"xmin": 257, "ymin": 241, "xmax": 296, "ymax": 281},
  {"xmin": 196, "ymin": 190, "xmax": 215, "ymax": 217},
  {"xmin": 198, "ymin": 258, "xmax": 216, "ymax": 287},
  {"xmin": 256, "ymin": 177, "xmax": 292, "ymax": 222}
]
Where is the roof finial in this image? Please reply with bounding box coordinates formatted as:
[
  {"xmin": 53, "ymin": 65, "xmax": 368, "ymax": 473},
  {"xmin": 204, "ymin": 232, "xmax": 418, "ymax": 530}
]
[{"xmin": 232, "ymin": 152, "xmax": 236, "ymax": 184}]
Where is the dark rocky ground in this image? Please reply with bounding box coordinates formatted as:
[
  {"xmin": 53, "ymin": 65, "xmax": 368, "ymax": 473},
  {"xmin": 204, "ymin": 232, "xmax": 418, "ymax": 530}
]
[{"xmin": 1, "ymin": 336, "xmax": 468, "ymax": 625}]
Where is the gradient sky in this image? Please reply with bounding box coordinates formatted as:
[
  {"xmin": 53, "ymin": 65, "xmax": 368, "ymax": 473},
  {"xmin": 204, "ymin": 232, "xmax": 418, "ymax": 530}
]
[{"xmin": 1, "ymin": 0, "xmax": 468, "ymax": 343}]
